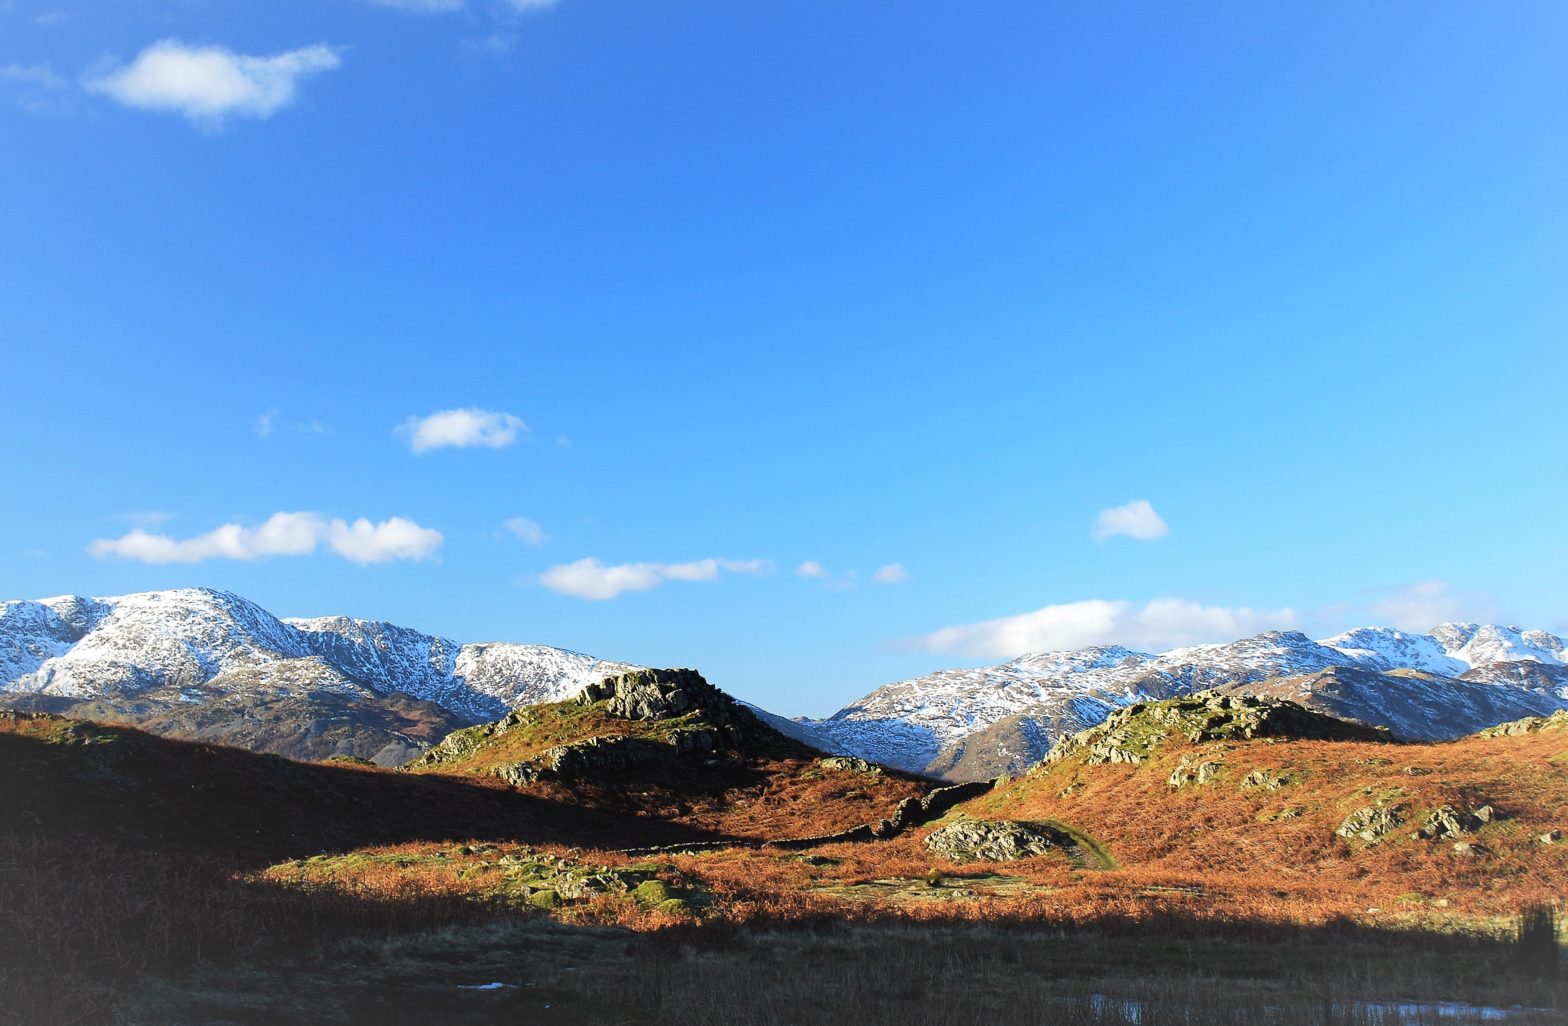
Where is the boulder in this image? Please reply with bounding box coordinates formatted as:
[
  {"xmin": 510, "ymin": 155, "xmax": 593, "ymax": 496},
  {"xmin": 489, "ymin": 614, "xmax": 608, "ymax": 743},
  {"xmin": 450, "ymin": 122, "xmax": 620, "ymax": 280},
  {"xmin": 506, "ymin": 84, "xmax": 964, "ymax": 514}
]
[
  {"xmin": 1337, "ymin": 805, "xmax": 1406, "ymax": 844},
  {"xmin": 1475, "ymin": 709, "xmax": 1568, "ymax": 738},
  {"xmin": 1168, "ymin": 757, "xmax": 1223, "ymax": 788},
  {"xmin": 491, "ymin": 761, "xmax": 544, "ymax": 787},
  {"xmin": 819, "ymin": 756, "xmax": 880, "ymax": 774},
  {"xmin": 1240, "ymin": 768, "xmax": 1291, "ymax": 791},
  {"xmin": 1417, "ymin": 804, "xmax": 1493, "ymax": 840},
  {"xmin": 924, "ymin": 819, "xmax": 1056, "ymax": 863},
  {"xmin": 577, "ymin": 668, "xmax": 731, "ymax": 723}
]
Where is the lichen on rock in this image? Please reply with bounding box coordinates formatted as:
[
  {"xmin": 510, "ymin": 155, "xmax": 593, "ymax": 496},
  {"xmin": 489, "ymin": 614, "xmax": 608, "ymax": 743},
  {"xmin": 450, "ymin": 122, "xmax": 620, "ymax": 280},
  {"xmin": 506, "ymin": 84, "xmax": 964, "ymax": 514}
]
[{"xmin": 924, "ymin": 819, "xmax": 1056, "ymax": 863}]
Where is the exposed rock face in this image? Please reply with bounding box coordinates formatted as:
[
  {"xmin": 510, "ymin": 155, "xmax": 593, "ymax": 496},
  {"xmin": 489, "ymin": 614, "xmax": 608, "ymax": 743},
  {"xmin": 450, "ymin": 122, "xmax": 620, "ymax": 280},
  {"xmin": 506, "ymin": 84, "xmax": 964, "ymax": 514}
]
[
  {"xmin": 417, "ymin": 668, "xmax": 798, "ymax": 787},
  {"xmin": 1337, "ymin": 805, "xmax": 1406, "ymax": 844},
  {"xmin": 1045, "ymin": 691, "xmax": 1389, "ymax": 769},
  {"xmin": 0, "ymin": 588, "xmax": 642, "ymax": 764},
  {"xmin": 1476, "ymin": 709, "xmax": 1568, "ymax": 738},
  {"xmin": 408, "ymin": 707, "xmax": 534, "ymax": 769},
  {"xmin": 1417, "ymin": 804, "xmax": 1493, "ymax": 840},
  {"xmin": 924, "ymin": 819, "xmax": 1056, "ymax": 863},
  {"xmin": 818, "ymin": 756, "xmax": 880, "ymax": 774},
  {"xmin": 1241, "ymin": 768, "xmax": 1291, "ymax": 791},
  {"xmin": 808, "ymin": 622, "xmax": 1568, "ymax": 779},
  {"xmin": 578, "ymin": 668, "xmax": 733, "ymax": 723},
  {"xmin": 1168, "ymin": 756, "xmax": 1223, "ymax": 788}
]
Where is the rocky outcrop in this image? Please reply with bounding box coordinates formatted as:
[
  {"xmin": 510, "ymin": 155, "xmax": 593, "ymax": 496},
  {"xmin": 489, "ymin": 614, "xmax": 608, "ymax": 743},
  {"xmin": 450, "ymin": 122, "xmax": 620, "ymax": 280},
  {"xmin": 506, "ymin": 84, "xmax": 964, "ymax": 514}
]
[
  {"xmin": 924, "ymin": 819, "xmax": 1056, "ymax": 863},
  {"xmin": 1240, "ymin": 768, "xmax": 1292, "ymax": 791},
  {"xmin": 1168, "ymin": 756, "xmax": 1222, "ymax": 788},
  {"xmin": 1044, "ymin": 691, "xmax": 1389, "ymax": 769},
  {"xmin": 1417, "ymin": 804, "xmax": 1493, "ymax": 840},
  {"xmin": 418, "ymin": 668, "xmax": 798, "ymax": 785},
  {"xmin": 818, "ymin": 756, "xmax": 880, "ymax": 774},
  {"xmin": 1475, "ymin": 709, "xmax": 1568, "ymax": 738},
  {"xmin": 1337, "ymin": 805, "xmax": 1406, "ymax": 844},
  {"xmin": 578, "ymin": 668, "xmax": 745, "ymax": 726},
  {"xmin": 765, "ymin": 779, "xmax": 997, "ymax": 850}
]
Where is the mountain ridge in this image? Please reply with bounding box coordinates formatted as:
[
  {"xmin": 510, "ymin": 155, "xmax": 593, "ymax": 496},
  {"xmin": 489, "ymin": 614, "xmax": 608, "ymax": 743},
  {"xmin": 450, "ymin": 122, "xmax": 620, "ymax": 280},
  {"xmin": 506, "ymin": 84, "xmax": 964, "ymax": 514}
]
[
  {"xmin": 4, "ymin": 587, "xmax": 1565, "ymax": 778},
  {"xmin": 0, "ymin": 587, "xmax": 640, "ymax": 764},
  {"xmin": 806, "ymin": 622, "xmax": 1568, "ymax": 779}
]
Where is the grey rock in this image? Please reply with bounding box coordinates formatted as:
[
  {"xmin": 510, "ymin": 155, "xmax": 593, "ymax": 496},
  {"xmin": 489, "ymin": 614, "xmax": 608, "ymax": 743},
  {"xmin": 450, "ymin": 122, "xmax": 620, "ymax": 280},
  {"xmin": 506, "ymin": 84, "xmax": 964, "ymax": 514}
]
[
  {"xmin": 1240, "ymin": 768, "xmax": 1291, "ymax": 791},
  {"xmin": 819, "ymin": 756, "xmax": 880, "ymax": 774},
  {"xmin": 1417, "ymin": 804, "xmax": 1491, "ymax": 840},
  {"xmin": 924, "ymin": 818, "xmax": 1057, "ymax": 863},
  {"xmin": 490, "ymin": 761, "xmax": 544, "ymax": 786},
  {"xmin": 1337, "ymin": 805, "xmax": 1406, "ymax": 844},
  {"xmin": 1168, "ymin": 757, "xmax": 1223, "ymax": 788},
  {"xmin": 1046, "ymin": 691, "xmax": 1388, "ymax": 769}
]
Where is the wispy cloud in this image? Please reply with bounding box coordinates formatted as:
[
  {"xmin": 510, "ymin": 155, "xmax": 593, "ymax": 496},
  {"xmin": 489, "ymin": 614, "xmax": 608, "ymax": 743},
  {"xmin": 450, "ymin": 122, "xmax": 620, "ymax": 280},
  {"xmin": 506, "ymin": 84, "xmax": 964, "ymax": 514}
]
[
  {"xmin": 1, "ymin": 63, "xmax": 69, "ymax": 114},
  {"xmin": 119, "ymin": 510, "xmax": 175, "ymax": 528},
  {"xmin": 89, "ymin": 512, "xmax": 441, "ymax": 565},
  {"xmin": 909, "ymin": 598, "xmax": 1298, "ymax": 660},
  {"xmin": 538, "ymin": 557, "xmax": 770, "ymax": 600},
  {"xmin": 361, "ymin": 0, "xmax": 465, "ymax": 10},
  {"xmin": 255, "ymin": 409, "xmax": 325, "ymax": 439},
  {"xmin": 503, "ymin": 516, "xmax": 547, "ymax": 545},
  {"xmin": 796, "ymin": 560, "xmax": 826, "ymax": 578},
  {"xmin": 1359, "ymin": 581, "xmax": 1500, "ymax": 633},
  {"xmin": 872, "ymin": 563, "xmax": 908, "ymax": 585},
  {"xmin": 1092, "ymin": 499, "xmax": 1169, "ymax": 543},
  {"xmin": 398, "ymin": 408, "xmax": 527, "ymax": 453},
  {"xmin": 86, "ymin": 40, "xmax": 341, "ymax": 126}
]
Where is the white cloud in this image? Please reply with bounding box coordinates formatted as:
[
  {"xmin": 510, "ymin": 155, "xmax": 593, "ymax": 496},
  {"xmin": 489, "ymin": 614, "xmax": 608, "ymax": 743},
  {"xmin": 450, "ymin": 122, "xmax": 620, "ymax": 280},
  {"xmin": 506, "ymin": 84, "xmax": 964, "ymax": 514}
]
[
  {"xmin": 503, "ymin": 516, "xmax": 547, "ymax": 545},
  {"xmin": 872, "ymin": 563, "xmax": 908, "ymax": 585},
  {"xmin": 326, "ymin": 517, "xmax": 443, "ymax": 564},
  {"xmin": 86, "ymin": 40, "xmax": 341, "ymax": 125},
  {"xmin": 1364, "ymin": 581, "xmax": 1499, "ymax": 633},
  {"xmin": 1092, "ymin": 499, "xmax": 1169, "ymax": 543},
  {"xmin": 538, "ymin": 557, "xmax": 770, "ymax": 600},
  {"xmin": 89, "ymin": 512, "xmax": 441, "ymax": 565},
  {"xmin": 398, "ymin": 408, "xmax": 527, "ymax": 453},
  {"xmin": 796, "ymin": 560, "xmax": 826, "ymax": 578},
  {"xmin": 254, "ymin": 409, "xmax": 277, "ymax": 438},
  {"xmin": 910, "ymin": 598, "xmax": 1298, "ymax": 660}
]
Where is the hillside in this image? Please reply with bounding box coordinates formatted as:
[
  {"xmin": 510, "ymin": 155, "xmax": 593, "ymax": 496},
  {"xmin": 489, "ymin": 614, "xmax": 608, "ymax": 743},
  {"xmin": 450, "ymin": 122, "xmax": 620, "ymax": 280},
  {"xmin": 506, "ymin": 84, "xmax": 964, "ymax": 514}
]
[
  {"xmin": 0, "ymin": 588, "xmax": 638, "ymax": 764},
  {"xmin": 7, "ymin": 589, "xmax": 1566, "ymax": 783},
  {"xmin": 927, "ymin": 691, "xmax": 1568, "ymax": 925},
  {"xmin": 406, "ymin": 668, "xmax": 932, "ymax": 843},
  {"xmin": 813, "ymin": 625, "xmax": 1568, "ymax": 778},
  {"xmin": 4, "ymin": 684, "xmax": 1566, "ymax": 1025}
]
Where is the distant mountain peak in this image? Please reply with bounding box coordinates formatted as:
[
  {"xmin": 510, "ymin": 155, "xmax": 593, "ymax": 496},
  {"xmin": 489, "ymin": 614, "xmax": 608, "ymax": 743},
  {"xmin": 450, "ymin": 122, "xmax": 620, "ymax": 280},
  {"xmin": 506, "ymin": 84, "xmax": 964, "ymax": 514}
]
[{"xmin": 806, "ymin": 621, "xmax": 1568, "ymax": 780}]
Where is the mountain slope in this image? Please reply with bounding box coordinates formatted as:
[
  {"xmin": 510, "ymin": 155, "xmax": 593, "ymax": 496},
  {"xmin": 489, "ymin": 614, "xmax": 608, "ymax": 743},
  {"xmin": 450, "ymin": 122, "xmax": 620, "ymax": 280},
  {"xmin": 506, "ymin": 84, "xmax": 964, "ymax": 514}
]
[
  {"xmin": 408, "ymin": 667, "xmax": 931, "ymax": 843},
  {"xmin": 813, "ymin": 625, "xmax": 1568, "ymax": 779},
  {"xmin": 0, "ymin": 588, "xmax": 639, "ymax": 764}
]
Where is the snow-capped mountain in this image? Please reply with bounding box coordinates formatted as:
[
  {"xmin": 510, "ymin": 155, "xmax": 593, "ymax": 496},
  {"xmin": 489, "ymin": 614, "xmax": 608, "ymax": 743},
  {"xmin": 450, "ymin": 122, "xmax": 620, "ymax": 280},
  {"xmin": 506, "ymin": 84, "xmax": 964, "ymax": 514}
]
[
  {"xmin": 0, "ymin": 588, "xmax": 639, "ymax": 763},
  {"xmin": 810, "ymin": 624, "xmax": 1568, "ymax": 779}
]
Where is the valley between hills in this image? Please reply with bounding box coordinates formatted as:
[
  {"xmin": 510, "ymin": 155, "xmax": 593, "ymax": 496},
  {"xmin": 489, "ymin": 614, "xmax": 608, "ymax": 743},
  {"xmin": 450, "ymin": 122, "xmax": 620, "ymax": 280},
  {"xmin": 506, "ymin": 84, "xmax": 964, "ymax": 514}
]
[{"xmin": 2, "ymin": 655, "xmax": 1566, "ymax": 1025}]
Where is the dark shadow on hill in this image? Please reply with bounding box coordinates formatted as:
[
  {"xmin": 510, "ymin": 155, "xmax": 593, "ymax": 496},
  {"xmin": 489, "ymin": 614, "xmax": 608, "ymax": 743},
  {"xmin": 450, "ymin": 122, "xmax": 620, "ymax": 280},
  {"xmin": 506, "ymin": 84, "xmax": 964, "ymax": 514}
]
[{"xmin": 0, "ymin": 719, "xmax": 733, "ymax": 868}]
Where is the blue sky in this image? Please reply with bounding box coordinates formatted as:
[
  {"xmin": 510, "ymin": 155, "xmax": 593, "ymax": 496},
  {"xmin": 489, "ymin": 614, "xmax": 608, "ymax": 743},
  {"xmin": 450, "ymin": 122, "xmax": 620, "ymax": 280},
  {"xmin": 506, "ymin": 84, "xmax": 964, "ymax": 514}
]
[{"xmin": 3, "ymin": 1, "xmax": 1564, "ymax": 715}]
